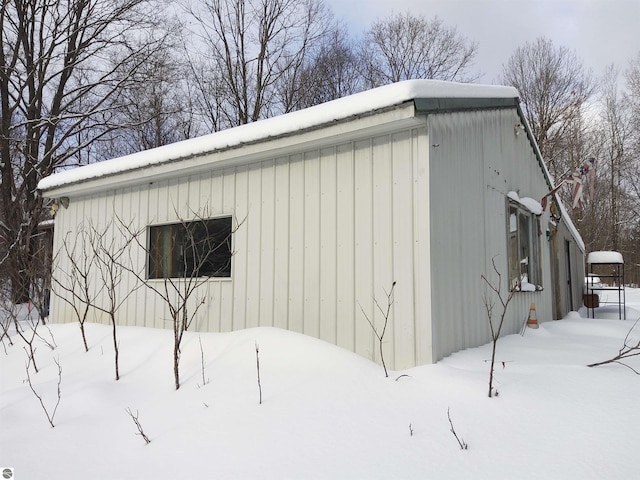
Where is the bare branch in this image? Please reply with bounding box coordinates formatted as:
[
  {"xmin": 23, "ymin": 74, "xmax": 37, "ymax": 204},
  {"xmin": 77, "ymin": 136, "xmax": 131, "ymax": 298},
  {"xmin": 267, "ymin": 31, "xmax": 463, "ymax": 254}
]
[
  {"xmin": 255, "ymin": 341, "xmax": 262, "ymax": 405},
  {"xmin": 198, "ymin": 336, "xmax": 209, "ymax": 387},
  {"xmin": 588, "ymin": 318, "xmax": 640, "ymax": 373},
  {"xmin": 125, "ymin": 408, "xmax": 151, "ymax": 444},
  {"xmin": 25, "ymin": 354, "xmax": 62, "ymax": 428},
  {"xmin": 481, "ymin": 257, "xmax": 515, "ymax": 398},
  {"xmin": 359, "ymin": 281, "xmax": 396, "ymax": 378},
  {"xmin": 447, "ymin": 407, "xmax": 468, "ymax": 450}
]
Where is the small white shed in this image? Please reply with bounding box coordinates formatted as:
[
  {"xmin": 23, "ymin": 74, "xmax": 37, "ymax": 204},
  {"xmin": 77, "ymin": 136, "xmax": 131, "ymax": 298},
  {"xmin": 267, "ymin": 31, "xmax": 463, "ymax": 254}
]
[{"xmin": 39, "ymin": 80, "xmax": 584, "ymax": 370}]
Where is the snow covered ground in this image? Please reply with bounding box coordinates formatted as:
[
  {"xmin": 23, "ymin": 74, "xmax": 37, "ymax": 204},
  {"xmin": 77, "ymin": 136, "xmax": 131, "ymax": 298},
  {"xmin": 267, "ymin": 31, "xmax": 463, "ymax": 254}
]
[{"xmin": 2, "ymin": 290, "xmax": 640, "ymax": 480}]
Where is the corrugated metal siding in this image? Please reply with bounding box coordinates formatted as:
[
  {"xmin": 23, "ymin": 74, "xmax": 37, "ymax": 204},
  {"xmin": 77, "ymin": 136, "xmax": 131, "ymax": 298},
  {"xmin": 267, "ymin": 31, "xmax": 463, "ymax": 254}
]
[
  {"xmin": 49, "ymin": 105, "xmax": 575, "ymax": 369},
  {"xmin": 428, "ymin": 109, "xmax": 555, "ymax": 362},
  {"xmin": 50, "ymin": 124, "xmax": 429, "ymax": 370},
  {"xmin": 552, "ymin": 219, "xmax": 585, "ymax": 318}
]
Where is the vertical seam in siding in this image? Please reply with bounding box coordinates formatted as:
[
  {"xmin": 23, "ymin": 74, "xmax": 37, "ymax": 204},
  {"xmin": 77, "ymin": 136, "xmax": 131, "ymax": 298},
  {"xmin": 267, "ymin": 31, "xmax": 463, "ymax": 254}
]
[
  {"xmin": 350, "ymin": 142, "xmax": 357, "ymax": 353},
  {"xmin": 284, "ymin": 157, "xmax": 291, "ymax": 331},
  {"xmin": 369, "ymin": 139, "xmax": 375, "ymax": 357},
  {"xmin": 302, "ymin": 156, "xmax": 306, "ymax": 334},
  {"xmin": 333, "ymin": 148, "xmax": 338, "ymax": 346},
  {"xmin": 270, "ymin": 161, "xmax": 276, "ymax": 328},
  {"xmin": 389, "ymin": 134, "xmax": 397, "ymax": 369},
  {"xmin": 257, "ymin": 164, "xmax": 263, "ymax": 327},
  {"xmin": 318, "ymin": 148, "xmax": 324, "ymax": 340}
]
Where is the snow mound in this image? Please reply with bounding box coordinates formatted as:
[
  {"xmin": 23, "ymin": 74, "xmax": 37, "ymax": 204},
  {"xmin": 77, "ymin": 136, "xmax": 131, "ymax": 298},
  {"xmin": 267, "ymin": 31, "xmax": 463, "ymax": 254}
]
[{"xmin": 3, "ymin": 290, "xmax": 640, "ymax": 480}]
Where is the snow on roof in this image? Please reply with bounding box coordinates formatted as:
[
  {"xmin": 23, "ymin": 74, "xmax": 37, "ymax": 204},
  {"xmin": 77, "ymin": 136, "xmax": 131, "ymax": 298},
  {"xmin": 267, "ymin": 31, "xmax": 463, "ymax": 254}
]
[
  {"xmin": 38, "ymin": 80, "xmax": 518, "ymax": 193},
  {"xmin": 587, "ymin": 251, "xmax": 624, "ymax": 264}
]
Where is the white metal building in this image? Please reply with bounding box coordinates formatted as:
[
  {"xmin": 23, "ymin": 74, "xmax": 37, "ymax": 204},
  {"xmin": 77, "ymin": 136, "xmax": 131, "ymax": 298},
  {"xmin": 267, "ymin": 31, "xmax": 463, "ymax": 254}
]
[{"xmin": 39, "ymin": 80, "xmax": 584, "ymax": 370}]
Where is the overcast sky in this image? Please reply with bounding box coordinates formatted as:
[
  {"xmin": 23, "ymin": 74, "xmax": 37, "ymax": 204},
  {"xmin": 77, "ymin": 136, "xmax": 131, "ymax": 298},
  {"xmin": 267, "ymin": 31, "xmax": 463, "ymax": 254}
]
[{"xmin": 325, "ymin": 0, "xmax": 640, "ymax": 84}]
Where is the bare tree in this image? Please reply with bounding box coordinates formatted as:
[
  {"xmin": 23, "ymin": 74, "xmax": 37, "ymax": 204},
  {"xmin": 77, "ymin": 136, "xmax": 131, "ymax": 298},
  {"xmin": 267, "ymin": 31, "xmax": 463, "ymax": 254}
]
[
  {"xmin": 628, "ymin": 53, "xmax": 640, "ymax": 160},
  {"xmin": 481, "ymin": 258, "xmax": 515, "ymax": 398},
  {"xmin": 500, "ymin": 37, "xmax": 595, "ymax": 182},
  {"xmin": 575, "ymin": 61, "xmax": 639, "ymax": 271},
  {"xmin": 0, "ymin": 287, "xmax": 43, "ymax": 372},
  {"xmin": 624, "ymin": 53, "xmax": 640, "ymax": 285},
  {"xmin": 359, "ymin": 12, "xmax": 478, "ymax": 88},
  {"xmin": 598, "ymin": 66, "xmax": 633, "ymax": 253},
  {"xmin": 280, "ymin": 23, "xmax": 362, "ymax": 110},
  {"xmin": 98, "ymin": 30, "xmax": 202, "ymax": 159},
  {"xmin": 85, "ymin": 220, "xmax": 141, "ymax": 381},
  {"xmin": 118, "ymin": 208, "xmax": 244, "ymax": 390},
  {"xmin": 0, "ymin": 0, "xmax": 173, "ymax": 304},
  {"xmin": 51, "ymin": 229, "xmax": 102, "ymax": 352},
  {"xmin": 0, "ymin": 295, "xmax": 13, "ymax": 350},
  {"xmin": 183, "ymin": 0, "xmax": 333, "ymax": 131},
  {"xmin": 359, "ymin": 281, "xmax": 396, "ymax": 378}
]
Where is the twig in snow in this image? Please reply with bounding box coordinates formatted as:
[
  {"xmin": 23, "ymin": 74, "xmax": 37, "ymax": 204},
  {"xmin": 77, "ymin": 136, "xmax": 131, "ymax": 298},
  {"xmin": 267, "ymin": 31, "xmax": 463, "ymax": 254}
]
[
  {"xmin": 255, "ymin": 342, "xmax": 262, "ymax": 405},
  {"xmin": 588, "ymin": 318, "xmax": 640, "ymax": 373},
  {"xmin": 125, "ymin": 408, "xmax": 151, "ymax": 444},
  {"xmin": 198, "ymin": 336, "xmax": 209, "ymax": 387},
  {"xmin": 447, "ymin": 407, "xmax": 468, "ymax": 450}
]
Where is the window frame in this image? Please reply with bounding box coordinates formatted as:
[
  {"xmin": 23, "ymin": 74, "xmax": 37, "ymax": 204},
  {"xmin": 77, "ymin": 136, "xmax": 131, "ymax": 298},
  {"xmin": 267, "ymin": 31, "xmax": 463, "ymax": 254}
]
[
  {"xmin": 147, "ymin": 215, "xmax": 233, "ymax": 280},
  {"xmin": 506, "ymin": 200, "xmax": 542, "ymax": 290}
]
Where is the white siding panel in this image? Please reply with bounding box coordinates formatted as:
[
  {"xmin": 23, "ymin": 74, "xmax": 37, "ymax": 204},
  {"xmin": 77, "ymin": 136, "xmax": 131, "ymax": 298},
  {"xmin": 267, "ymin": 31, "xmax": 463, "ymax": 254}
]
[
  {"xmin": 372, "ymin": 136, "xmax": 395, "ymax": 367},
  {"xmin": 335, "ymin": 143, "xmax": 356, "ymax": 352},
  {"xmin": 50, "ymin": 195, "xmax": 75, "ymax": 325},
  {"xmin": 127, "ymin": 187, "xmax": 146, "ymax": 325},
  {"xmin": 288, "ymin": 154, "xmax": 305, "ymax": 334},
  {"xmin": 220, "ymin": 169, "xmax": 237, "ymax": 332},
  {"xmin": 391, "ymin": 130, "xmax": 417, "ymax": 370},
  {"xmin": 246, "ymin": 163, "xmax": 263, "ymax": 328},
  {"xmin": 354, "ymin": 140, "xmax": 375, "ymax": 361},
  {"xmin": 166, "ymin": 178, "xmax": 181, "ymax": 221},
  {"xmin": 319, "ymin": 147, "xmax": 338, "ymax": 345},
  {"xmin": 129, "ymin": 186, "xmax": 148, "ymax": 329},
  {"xmin": 412, "ymin": 127, "xmax": 433, "ymax": 364},
  {"xmin": 113, "ymin": 187, "xmax": 132, "ymax": 327},
  {"xmin": 273, "ymin": 157, "xmax": 291, "ymax": 330},
  {"xmin": 259, "ymin": 160, "xmax": 276, "ymax": 327},
  {"xmin": 232, "ymin": 166, "xmax": 249, "ymax": 331},
  {"xmin": 303, "ymin": 150, "xmax": 321, "ymax": 339}
]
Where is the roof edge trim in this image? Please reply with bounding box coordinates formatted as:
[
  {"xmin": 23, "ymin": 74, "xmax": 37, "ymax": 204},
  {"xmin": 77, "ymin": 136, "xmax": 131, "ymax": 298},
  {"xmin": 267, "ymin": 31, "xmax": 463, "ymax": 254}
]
[{"xmin": 414, "ymin": 97, "xmax": 519, "ymax": 113}]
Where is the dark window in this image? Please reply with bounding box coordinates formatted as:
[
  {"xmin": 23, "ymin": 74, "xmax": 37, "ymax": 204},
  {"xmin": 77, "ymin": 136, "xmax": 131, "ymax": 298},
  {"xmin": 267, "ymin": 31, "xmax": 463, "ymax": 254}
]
[
  {"xmin": 148, "ymin": 217, "xmax": 232, "ymax": 279},
  {"xmin": 507, "ymin": 203, "xmax": 541, "ymax": 289}
]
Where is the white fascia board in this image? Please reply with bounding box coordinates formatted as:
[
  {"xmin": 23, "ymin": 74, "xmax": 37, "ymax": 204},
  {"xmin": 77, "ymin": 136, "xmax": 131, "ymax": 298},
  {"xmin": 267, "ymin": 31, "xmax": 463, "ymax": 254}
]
[{"xmin": 42, "ymin": 103, "xmax": 421, "ymax": 198}]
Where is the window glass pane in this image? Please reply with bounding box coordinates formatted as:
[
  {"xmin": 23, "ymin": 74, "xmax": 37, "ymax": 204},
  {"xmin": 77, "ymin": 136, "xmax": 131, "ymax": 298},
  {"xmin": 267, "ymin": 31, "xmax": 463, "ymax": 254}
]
[
  {"xmin": 507, "ymin": 201, "xmax": 542, "ymax": 289},
  {"xmin": 531, "ymin": 217, "xmax": 541, "ymax": 285},
  {"xmin": 148, "ymin": 217, "xmax": 232, "ymax": 279},
  {"xmin": 518, "ymin": 211, "xmax": 530, "ymax": 283},
  {"xmin": 508, "ymin": 207, "xmax": 519, "ymax": 287}
]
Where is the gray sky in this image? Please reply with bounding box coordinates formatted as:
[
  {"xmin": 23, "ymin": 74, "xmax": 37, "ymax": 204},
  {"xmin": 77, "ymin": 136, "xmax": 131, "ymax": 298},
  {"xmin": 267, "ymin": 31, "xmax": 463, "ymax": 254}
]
[{"xmin": 325, "ymin": 0, "xmax": 640, "ymax": 84}]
